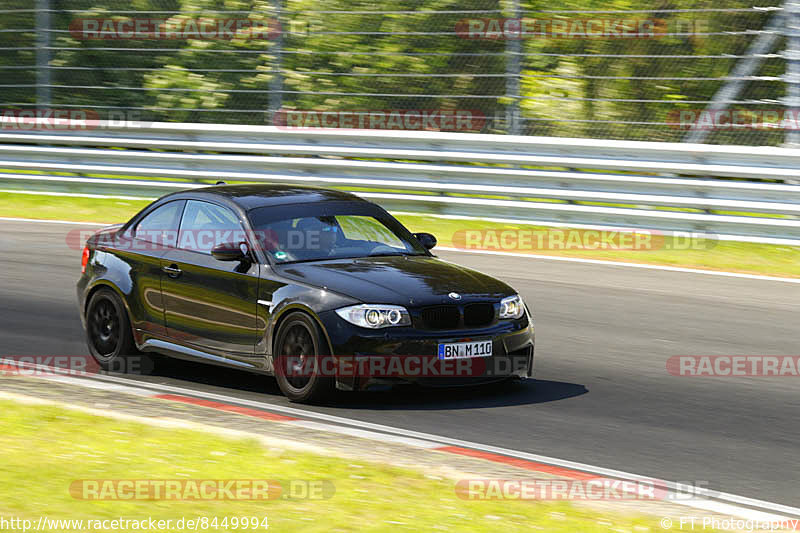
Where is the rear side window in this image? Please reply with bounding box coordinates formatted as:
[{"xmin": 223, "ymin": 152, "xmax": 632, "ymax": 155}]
[
  {"xmin": 179, "ymin": 200, "xmax": 244, "ymax": 254},
  {"xmin": 134, "ymin": 200, "xmax": 185, "ymax": 247}
]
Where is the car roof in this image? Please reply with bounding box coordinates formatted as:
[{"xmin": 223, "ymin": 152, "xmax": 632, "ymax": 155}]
[{"xmin": 177, "ymin": 184, "xmax": 366, "ymax": 211}]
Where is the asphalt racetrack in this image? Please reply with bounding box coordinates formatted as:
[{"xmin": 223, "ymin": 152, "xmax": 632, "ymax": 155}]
[{"xmin": 1, "ymin": 219, "xmax": 798, "ymax": 506}]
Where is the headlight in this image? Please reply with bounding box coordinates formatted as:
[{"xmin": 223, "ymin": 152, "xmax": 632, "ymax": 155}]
[
  {"xmin": 335, "ymin": 304, "xmax": 411, "ymax": 329},
  {"xmin": 499, "ymin": 294, "xmax": 525, "ymax": 319}
]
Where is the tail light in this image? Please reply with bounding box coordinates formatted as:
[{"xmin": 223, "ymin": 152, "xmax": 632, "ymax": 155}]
[{"xmin": 81, "ymin": 246, "xmax": 90, "ymax": 274}]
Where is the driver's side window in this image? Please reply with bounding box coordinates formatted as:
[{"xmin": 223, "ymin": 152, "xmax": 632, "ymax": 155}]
[{"xmin": 178, "ymin": 200, "xmax": 244, "ymax": 255}]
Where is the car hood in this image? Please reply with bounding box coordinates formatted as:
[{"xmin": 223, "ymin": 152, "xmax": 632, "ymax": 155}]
[{"xmin": 274, "ymin": 255, "xmax": 516, "ymax": 306}]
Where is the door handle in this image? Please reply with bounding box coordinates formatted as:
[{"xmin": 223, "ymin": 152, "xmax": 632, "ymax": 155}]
[{"xmin": 162, "ymin": 264, "xmax": 182, "ymax": 278}]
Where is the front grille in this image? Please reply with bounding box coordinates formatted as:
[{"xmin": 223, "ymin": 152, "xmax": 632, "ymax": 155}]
[
  {"xmin": 420, "ymin": 305, "xmax": 460, "ymax": 330},
  {"xmin": 463, "ymin": 303, "xmax": 495, "ymax": 328}
]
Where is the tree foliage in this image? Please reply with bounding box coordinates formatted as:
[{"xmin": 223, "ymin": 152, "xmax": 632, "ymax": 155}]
[{"xmin": 0, "ymin": 0, "xmax": 785, "ymax": 143}]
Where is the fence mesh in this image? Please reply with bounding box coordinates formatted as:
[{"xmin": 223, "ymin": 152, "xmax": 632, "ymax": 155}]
[{"xmin": 0, "ymin": 0, "xmax": 790, "ymax": 145}]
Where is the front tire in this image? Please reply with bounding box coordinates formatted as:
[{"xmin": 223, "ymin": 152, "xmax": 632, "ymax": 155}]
[
  {"xmin": 273, "ymin": 312, "xmax": 334, "ymax": 403},
  {"xmin": 85, "ymin": 288, "xmax": 154, "ymax": 375}
]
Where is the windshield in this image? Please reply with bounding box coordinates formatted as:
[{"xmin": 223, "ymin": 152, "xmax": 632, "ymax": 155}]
[{"xmin": 247, "ymin": 201, "xmax": 429, "ymax": 264}]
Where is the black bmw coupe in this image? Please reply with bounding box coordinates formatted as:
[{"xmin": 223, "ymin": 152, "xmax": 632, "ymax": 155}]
[{"xmin": 77, "ymin": 185, "xmax": 534, "ymax": 402}]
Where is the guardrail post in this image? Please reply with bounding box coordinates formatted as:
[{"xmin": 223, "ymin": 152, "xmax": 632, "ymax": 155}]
[
  {"xmin": 35, "ymin": 0, "xmax": 51, "ymax": 110},
  {"xmin": 268, "ymin": 0, "xmax": 284, "ymax": 124},
  {"xmin": 786, "ymin": 2, "xmax": 800, "ymax": 146},
  {"xmin": 505, "ymin": 0, "xmax": 522, "ymax": 135}
]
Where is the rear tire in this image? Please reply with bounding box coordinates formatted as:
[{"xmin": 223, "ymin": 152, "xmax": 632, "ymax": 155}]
[
  {"xmin": 273, "ymin": 312, "xmax": 334, "ymax": 403},
  {"xmin": 85, "ymin": 288, "xmax": 154, "ymax": 375}
]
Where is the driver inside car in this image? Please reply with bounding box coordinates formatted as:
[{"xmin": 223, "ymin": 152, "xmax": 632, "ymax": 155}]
[{"xmin": 294, "ymin": 216, "xmax": 341, "ymax": 260}]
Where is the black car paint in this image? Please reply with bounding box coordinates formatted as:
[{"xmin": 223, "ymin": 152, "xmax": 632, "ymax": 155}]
[
  {"xmin": 275, "ymin": 255, "xmax": 513, "ymax": 306},
  {"xmin": 78, "ymin": 185, "xmax": 534, "ymax": 390}
]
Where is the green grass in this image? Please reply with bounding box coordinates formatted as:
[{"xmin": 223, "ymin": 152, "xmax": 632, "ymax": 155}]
[
  {"xmin": 2, "ymin": 191, "xmax": 799, "ymax": 278},
  {"xmin": 0, "ymin": 193, "xmax": 151, "ymax": 223},
  {"xmin": 0, "ymin": 399, "xmax": 669, "ymax": 532},
  {"xmin": 394, "ymin": 213, "xmax": 800, "ymax": 278}
]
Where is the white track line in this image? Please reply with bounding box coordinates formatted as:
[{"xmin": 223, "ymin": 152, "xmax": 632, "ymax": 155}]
[
  {"xmin": 2, "ymin": 217, "xmax": 799, "ymax": 284},
  {"xmin": 6, "ymin": 360, "xmax": 799, "ymax": 522},
  {"xmin": 0, "ymin": 189, "xmax": 153, "ymax": 201},
  {"xmin": 0, "ymin": 216, "xmax": 109, "ymax": 226},
  {"xmin": 290, "ymin": 420, "xmax": 442, "ymax": 449}
]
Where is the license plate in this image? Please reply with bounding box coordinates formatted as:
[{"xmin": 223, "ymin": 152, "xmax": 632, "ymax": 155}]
[{"xmin": 438, "ymin": 340, "xmax": 493, "ymax": 360}]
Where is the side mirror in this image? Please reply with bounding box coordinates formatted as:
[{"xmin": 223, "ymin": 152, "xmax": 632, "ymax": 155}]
[
  {"xmin": 413, "ymin": 232, "xmax": 437, "ymax": 250},
  {"xmin": 211, "ymin": 241, "xmax": 249, "ymax": 262}
]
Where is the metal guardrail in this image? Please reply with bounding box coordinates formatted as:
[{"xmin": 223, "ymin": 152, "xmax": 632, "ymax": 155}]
[{"xmin": 1, "ymin": 119, "xmax": 799, "ymax": 243}]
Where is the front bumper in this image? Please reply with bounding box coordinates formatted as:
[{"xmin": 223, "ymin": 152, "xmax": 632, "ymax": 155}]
[{"xmin": 318, "ymin": 311, "xmax": 535, "ymax": 391}]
